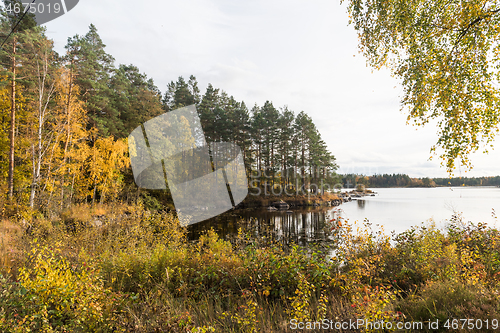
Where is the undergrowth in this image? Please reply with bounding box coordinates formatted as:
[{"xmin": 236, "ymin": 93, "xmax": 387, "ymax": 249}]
[{"xmin": 1, "ymin": 203, "xmax": 499, "ymax": 332}]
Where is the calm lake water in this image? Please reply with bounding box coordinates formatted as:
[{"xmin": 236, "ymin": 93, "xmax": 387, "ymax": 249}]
[
  {"xmin": 341, "ymin": 186, "xmax": 500, "ymax": 233},
  {"xmin": 187, "ymin": 186, "xmax": 500, "ymax": 243}
]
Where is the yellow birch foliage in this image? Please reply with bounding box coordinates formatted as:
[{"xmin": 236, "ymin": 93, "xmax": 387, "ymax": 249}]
[
  {"xmin": 344, "ymin": 0, "xmax": 500, "ymax": 172},
  {"xmin": 71, "ymin": 136, "xmax": 129, "ymax": 202}
]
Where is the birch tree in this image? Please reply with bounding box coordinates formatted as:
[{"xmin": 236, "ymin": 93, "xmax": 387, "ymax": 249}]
[
  {"xmin": 344, "ymin": 0, "xmax": 500, "ymax": 172},
  {"xmin": 23, "ymin": 31, "xmax": 57, "ymax": 208}
]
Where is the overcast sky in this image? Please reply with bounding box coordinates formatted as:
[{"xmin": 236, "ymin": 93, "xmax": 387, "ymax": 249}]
[{"xmin": 41, "ymin": 0, "xmax": 500, "ymax": 178}]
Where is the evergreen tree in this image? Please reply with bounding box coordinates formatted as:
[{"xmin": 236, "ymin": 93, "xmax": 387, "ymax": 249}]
[
  {"xmin": 294, "ymin": 111, "xmax": 314, "ymax": 191},
  {"xmin": 65, "ymin": 24, "xmax": 115, "ymax": 136},
  {"xmin": 0, "ymin": 1, "xmax": 37, "ymax": 198},
  {"xmin": 260, "ymin": 101, "xmax": 279, "ymax": 186},
  {"xmin": 109, "ymin": 64, "xmax": 163, "ymax": 138},
  {"xmin": 231, "ymin": 101, "xmax": 252, "ymax": 175},
  {"xmin": 251, "ymin": 104, "xmax": 265, "ymax": 182},
  {"xmin": 278, "ymin": 107, "xmax": 295, "ymax": 188},
  {"xmin": 0, "ymin": 2, "xmax": 40, "ymax": 199},
  {"xmin": 198, "ymin": 83, "xmax": 219, "ymax": 143},
  {"xmin": 163, "ymin": 75, "xmax": 200, "ymax": 111}
]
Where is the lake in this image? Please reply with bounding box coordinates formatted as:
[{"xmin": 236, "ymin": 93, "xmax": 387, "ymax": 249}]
[
  {"xmin": 187, "ymin": 186, "xmax": 500, "ymax": 243},
  {"xmin": 341, "ymin": 186, "xmax": 500, "ymax": 233}
]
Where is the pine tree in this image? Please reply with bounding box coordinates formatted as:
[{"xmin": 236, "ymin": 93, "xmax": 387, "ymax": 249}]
[
  {"xmin": 294, "ymin": 111, "xmax": 314, "ymax": 191},
  {"xmin": 0, "ymin": 2, "xmax": 38, "ymax": 199},
  {"xmin": 198, "ymin": 83, "xmax": 220, "ymax": 143},
  {"xmin": 259, "ymin": 101, "xmax": 279, "ymax": 187},
  {"xmin": 65, "ymin": 24, "xmax": 115, "ymax": 136},
  {"xmin": 231, "ymin": 101, "xmax": 253, "ymax": 176},
  {"xmin": 277, "ymin": 107, "xmax": 295, "ymax": 189},
  {"xmin": 251, "ymin": 104, "xmax": 265, "ymax": 184},
  {"xmin": 163, "ymin": 76, "xmax": 200, "ymax": 111},
  {"xmin": 1, "ymin": 1, "xmax": 35, "ymax": 198},
  {"xmin": 109, "ymin": 64, "xmax": 164, "ymax": 138}
]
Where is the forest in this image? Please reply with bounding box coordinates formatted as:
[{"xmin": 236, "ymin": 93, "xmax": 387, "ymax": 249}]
[
  {"xmin": 342, "ymin": 174, "xmax": 435, "ymax": 188},
  {"xmin": 2, "ymin": 2, "xmax": 500, "ymax": 332},
  {"xmin": 341, "ymin": 173, "xmax": 500, "ymax": 188},
  {"xmin": 0, "ymin": 18, "xmax": 337, "ymax": 217}
]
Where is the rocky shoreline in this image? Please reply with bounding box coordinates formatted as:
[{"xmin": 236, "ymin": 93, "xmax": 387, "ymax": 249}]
[{"xmin": 236, "ymin": 189, "xmax": 378, "ymax": 210}]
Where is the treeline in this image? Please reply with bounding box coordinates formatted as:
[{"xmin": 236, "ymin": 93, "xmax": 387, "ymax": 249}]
[
  {"xmin": 433, "ymin": 176, "xmax": 500, "ymax": 187},
  {"xmin": 0, "ymin": 18, "xmax": 138, "ymax": 213},
  {"xmin": 341, "ymin": 174, "xmax": 500, "ymax": 188},
  {"xmin": 342, "ymin": 174, "xmax": 435, "ymax": 188},
  {"xmin": 1, "ymin": 13, "xmax": 337, "ymax": 215},
  {"xmin": 165, "ymin": 78, "xmax": 338, "ymax": 193}
]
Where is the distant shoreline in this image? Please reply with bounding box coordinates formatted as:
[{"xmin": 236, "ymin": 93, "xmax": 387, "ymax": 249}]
[{"xmin": 345, "ymin": 185, "xmax": 500, "ymax": 188}]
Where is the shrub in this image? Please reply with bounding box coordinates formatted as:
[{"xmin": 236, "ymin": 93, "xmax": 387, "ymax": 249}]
[
  {"xmin": 4, "ymin": 240, "xmax": 120, "ymax": 331},
  {"xmin": 390, "ymin": 222, "xmax": 460, "ymax": 288},
  {"xmin": 350, "ymin": 285, "xmax": 400, "ymax": 332},
  {"xmin": 397, "ymin": 280, "xmax": 500, "ymax": 332},
  {"xmin": 447, "ymin": 215, "xmax": 500, "ymax": 287}
]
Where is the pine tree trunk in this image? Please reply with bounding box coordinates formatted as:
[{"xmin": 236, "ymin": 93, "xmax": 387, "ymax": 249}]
[
  {"xmin": 301, "ymin": 132, "xmax": 305, "ymax": 192},
  {"xmin": 271, "ymin": 141, "xmax": 274, "ymax": 188},
  {"xmin": 69, "ymin": 173, "xmax": 76, "ymax": 207},
  {"xmin": 92, "ymin": 183, "xmax": 97, "ymax": 205},
  {"xmin": 8, "ymin": 37, "xmax": 16, "ymax": 199}
]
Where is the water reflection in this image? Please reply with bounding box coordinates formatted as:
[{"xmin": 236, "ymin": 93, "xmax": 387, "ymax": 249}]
[
  {"xmin": 188, "ymin": 187, "xmax": 500, "ymax": 246},
  {"xmin": 188, "ymin": 207, "xmax": 335, "ymax": 246}
]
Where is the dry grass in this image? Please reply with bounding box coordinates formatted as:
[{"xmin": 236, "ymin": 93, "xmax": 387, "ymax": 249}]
[
  {"xmin": 1, "ymin": 205, "xmax": 500, "ymax": 332},
  {"xmin": 0, "ymin": 218, "xmax": 22, "ymax": 275}
]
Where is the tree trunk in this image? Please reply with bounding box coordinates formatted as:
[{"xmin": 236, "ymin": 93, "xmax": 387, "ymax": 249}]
[
  {"xmin": 322, "ymin": 168, "xmax": 326, "ymax": 195},
  {"xmin": 29, "ymin": 144, "xmax": 36, "ymax": 208},
  {"xmin": 61, "ymin": 67, "xmax": 74, "ymax": 207},
  {"xmin": 29, "ymin": 103, "xmax": 44, "ymax": 208},
  {"xmin": 271, "ymin": 141, "xmax": 274, "ymax": 188},
  {"xmin": 92, "ymin": 183, "xmax": 97, "ymax": 205},
  {"xmin": 8, "ymin": 37, "xmax": 16, "ymax": 199},
  {"xmin": 69, "ymin": 172, "xmax": 76, "ymax": 207},
  {"xmin": 29, "ymin": 46, "xmax": 56, "ymax": 209},
  {"xmin": 301, "ymin": 131, "xmax": 305, "ymax": 192}
]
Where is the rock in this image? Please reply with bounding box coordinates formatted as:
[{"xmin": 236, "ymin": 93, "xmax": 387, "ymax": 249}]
[{"xmin": 271, "ymin": 201, "xmax": 290, "ymax": 209}]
